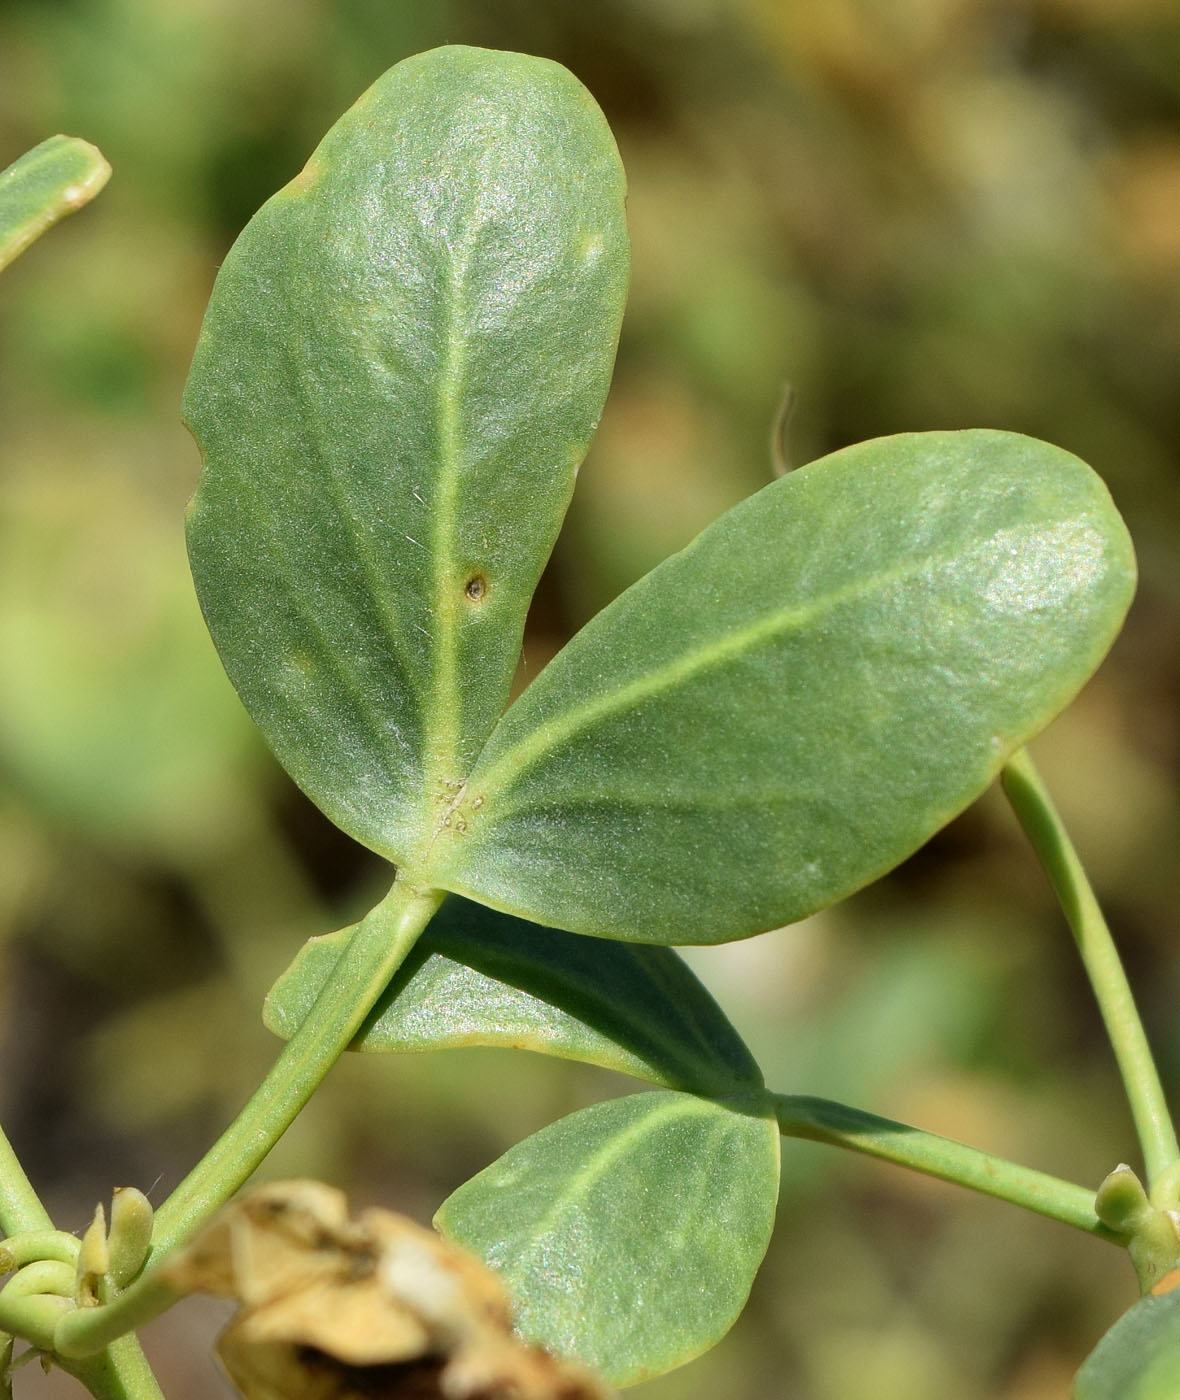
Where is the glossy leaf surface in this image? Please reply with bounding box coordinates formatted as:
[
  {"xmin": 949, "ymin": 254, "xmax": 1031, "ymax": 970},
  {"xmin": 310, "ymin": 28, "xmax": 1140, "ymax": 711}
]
[
  {"xmin": 1075, "ymin": 1283, "xmax": 1180, "ymax": 1399},
  {"xmin": 185, "ymin": 46, "xmax": 628, "ymax": 865},
  {"xmin": 263, "ymin": 896, "xmax": 760, "ymax": 1095},
  {"xmin": 435, "ymin": 1090, "xmax": 780, "ymax": 1386},
  {"xmin": 0, "ymin": 136, "xmax": 110, "ymax": 273},
  {"xmin": 430, "ymin": 431, "xmax": 1136, "ymax": 943}
]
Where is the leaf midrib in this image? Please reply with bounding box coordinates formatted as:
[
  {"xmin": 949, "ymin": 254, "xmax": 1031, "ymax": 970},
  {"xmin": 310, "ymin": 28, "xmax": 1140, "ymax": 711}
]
[
  {"xmin": 487, "ymin": 1094, "xmax": 720, "ymax": 1280},
  {"xmin": 464, "ymin": 541, "xmax": 977, "ymax": 804},
  {"xmin": 426, "ymin": 238, "xmax": 471, "ymax": 786}
]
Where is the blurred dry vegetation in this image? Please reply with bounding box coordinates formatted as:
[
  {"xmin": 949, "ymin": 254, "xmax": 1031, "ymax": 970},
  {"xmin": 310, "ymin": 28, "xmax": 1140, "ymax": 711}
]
[{"xmin": 2, "ymin": 1, "xmax": 1180, "ymax": 1397}]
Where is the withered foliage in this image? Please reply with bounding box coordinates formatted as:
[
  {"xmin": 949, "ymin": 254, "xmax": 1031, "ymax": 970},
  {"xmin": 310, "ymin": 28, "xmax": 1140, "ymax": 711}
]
[{"xmin": 161, "ymin": 1181, "xmax": 611, "ymax": 1400}]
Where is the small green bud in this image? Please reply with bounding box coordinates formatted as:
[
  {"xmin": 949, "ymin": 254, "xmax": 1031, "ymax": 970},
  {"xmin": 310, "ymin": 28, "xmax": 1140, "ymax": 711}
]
[
  {"xmin": 1095, "ymin": 1164, "xmax": 1152, "ymax": 1234},
  {"xmin": 75, "ymin": 1204, "xmax": 108, "ymax": 1306},
  {"xmin": 107, "ymin": 1187, "xmax": 154, "ymax": 1289}
]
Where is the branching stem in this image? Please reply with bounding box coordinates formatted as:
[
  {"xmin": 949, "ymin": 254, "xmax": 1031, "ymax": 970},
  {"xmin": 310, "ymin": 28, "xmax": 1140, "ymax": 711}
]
[{"xmin": 54, "ymin": 1274, "xmax": 183, "ymax": 1364}]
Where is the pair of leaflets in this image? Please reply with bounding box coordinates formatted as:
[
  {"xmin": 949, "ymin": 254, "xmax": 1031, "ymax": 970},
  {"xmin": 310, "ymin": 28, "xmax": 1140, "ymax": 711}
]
[
  {"xmin": 184, "ymin": 46, "xmax": 1135, "ymax": 949},
  {"xmin": 266, "ymin": 894, "xmax": 779, "ymax": 1383}
]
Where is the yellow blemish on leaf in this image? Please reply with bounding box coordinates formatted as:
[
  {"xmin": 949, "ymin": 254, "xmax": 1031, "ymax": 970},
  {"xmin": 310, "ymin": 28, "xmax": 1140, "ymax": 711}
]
[
  {"xmin": 1151, "ymin": 1267, "xmax": 1180, "ymax": 1296},
  {"xmin": 283, "ymin": 156, "xmax": 324, "ymax": 197}
]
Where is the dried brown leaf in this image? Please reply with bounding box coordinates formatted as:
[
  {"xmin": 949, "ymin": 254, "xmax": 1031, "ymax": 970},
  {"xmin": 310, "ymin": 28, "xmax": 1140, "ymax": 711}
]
[{"xmin": 161, "ymin": 1181, "xmax": 611, "ymax": 1400}]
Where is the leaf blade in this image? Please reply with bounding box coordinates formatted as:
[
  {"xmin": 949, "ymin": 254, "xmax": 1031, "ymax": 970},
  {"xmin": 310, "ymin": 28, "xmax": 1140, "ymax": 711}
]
[
  {"xmin": 185, "ymin": 46, "xmax": 628, "ymax": 866},
  {"xmin": 429, "ymin": 430, "xmax": 1136, "ymax": 942},
  {"xmin": 1074, "ymin": 1284, "xmax": 1180, "ymax": 1399},
  {"xmin": 0, "ymin": 136, "xmax": 110, "ymax": 273},
  {"xmin": 435, "ymin": 1091, "xmax": 781, "ymax": 1386},
  {"xmin": 263, "ymin": 896, "xmax": 761, "ymax": 1095}
]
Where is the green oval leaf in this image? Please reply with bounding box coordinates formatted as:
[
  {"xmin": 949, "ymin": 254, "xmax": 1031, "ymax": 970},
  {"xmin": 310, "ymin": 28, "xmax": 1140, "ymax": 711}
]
[
  {"xmin": 0, "ymin": 135, "xmax": 110, "ymax": 273},
  {"xmin": 1075, "ymin": 1284, "xmax": 1180, "ymax": 1399},
  {"xmin": 428, "ymin": 430, "xmax": 1136, "ymax": 943},
  {"xmin": 263, "ymin": 896, "xmax": 761, "ymax": 1095},
  {"xmin": 435, "ymin": 1090, "xmax": 780, "ymax": 1386},
  {"xmin": 185, "ymin": 46, "xmax": 628, "ymax": 866}
]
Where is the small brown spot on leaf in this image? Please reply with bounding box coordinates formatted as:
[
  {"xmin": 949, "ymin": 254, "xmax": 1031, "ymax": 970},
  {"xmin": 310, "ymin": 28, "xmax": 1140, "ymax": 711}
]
[{"xmin": 465, "ymin": 575, "xmax": 488, "ymax": 603}]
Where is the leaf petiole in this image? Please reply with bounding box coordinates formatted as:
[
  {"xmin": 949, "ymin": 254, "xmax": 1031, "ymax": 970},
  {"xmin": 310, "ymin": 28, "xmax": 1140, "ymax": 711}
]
[
  {"xmin": 1001, "ymin": 748, "xmax": 1180, "ymax": 1201},
  {"xmin": 773, "ymin": 1093, "xmax": 1120, "ymax": 1240},
  {"xmin": 0, "ymin": 1123, "xmax": 52, "ymax": 1238},
  {"xmin": 147, "ymin": 876, "xmax": 443, "ymax": 1259}
]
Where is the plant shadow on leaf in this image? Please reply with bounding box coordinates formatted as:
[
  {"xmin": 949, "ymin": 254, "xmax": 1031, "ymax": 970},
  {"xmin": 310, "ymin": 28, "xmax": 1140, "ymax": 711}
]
[{"xmin": 265, "ymin": 895, "xmax": 763, "ymax": 1099}]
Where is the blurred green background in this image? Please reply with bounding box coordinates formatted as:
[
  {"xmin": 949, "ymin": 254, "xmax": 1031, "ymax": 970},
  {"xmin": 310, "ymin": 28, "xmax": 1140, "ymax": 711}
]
[{"xmin": 2, "ymin": 1, "xmax": 1180, "ymax": 1396}]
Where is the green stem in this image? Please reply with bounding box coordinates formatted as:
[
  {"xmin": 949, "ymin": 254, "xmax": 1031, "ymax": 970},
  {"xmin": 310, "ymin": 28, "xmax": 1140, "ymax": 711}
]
[
  {"xmin": 0, "ymin": 1292, "xmax": 72, "ymax": 1351},
  {"xmin": 0, "ymin": 1290, "xmax": 165, "ymax": 1397},
  {"xmin": 148, "ymin": 875, "xmax": 442, "ymax": 1260},
  {"xmin": 1001, "ymin": 748, "xmax": 1180, "ymax": 1197},
  {"xmin": 0, "ymin": 1231, "xmax": 78, "ymax": 1272},
  {"xmin": 0, "ymin": 1052, "xmax": 160, "ymax": 1396},
  {"xmin": 53, "ymin": 1275, "xmax": 182, "ymax": 1363},
  {"xmin": 0, "ymin": 1123, "xmax": 52, "ymax": 1237},
  {"xmin": 59, "ymin": 1335, "xmax": 167, "ymax": 1400},
  {"xmin": 773, "ymin": 1093, "xmax": 1121, "ymax": 1241},
  {"xmin": 1, "ymin": 1260, "xmax": 74, "ymax": 1299}
]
